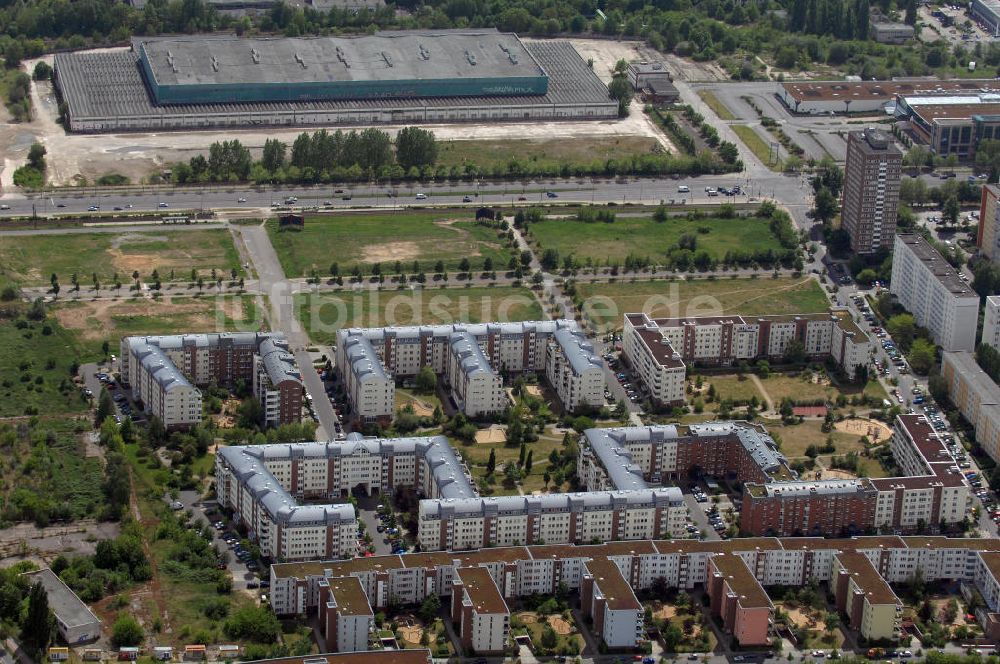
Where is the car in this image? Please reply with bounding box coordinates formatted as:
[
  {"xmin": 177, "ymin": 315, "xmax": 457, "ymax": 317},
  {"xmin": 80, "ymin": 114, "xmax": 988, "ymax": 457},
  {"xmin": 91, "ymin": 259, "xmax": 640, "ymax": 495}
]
[
  {"xmin": 900, "ymin": 652, "xmax": 912, "ymax": 659},
  {"xmin": 158, "ymin": 202, "xmax": 169, "ymax": 208},
  {"xmin": 812, "ymin": 652, "xmax": 825, "ymax": 658},
  {"xmin": 84, "ymin": 388, "xmax": 93, "ymax": 397},
  {"xmin": 462, "ymin": 196, "xmax": 473, "ymax": 203},
  {"xmin": 0, "ymin": 204, "xmax": 9, "ymax": 210},
  {"xmin": 113, "ymin": 206, "xmax": 123, "ymax": 211},
  {"xmin": 415, "ymin": 193, "xmax": 427, "ymax": 200},
  {"xmin": 518, "ymin": 196, "xmax": 527, "ymax": 201},
  {"xmin": 323, "ymin": 200, "xmax": 332, "ymax": 206},
  {"xmin": 342, "ymin": 194, "xmax": 352, "ymax": 200},
  {"xmin": 170, "ymin": 501, "xmax": 184, "ymax": 510},
  {"xmin": 678, "ymin": 185, "xmax": 690, "ymax": 193},
  {"xmin": 88, "ymin": 206, "xmax": 99, "ymax": 211},
  {"xmin": 734, "ymin": 657, "xmax": 746, "ymax": 662},
  {"xmin": 56, "ymin": 203, "xmax": 66, "ymax": 208},
  {"xmin": 546, "ymin": 191, "xmax": 558, "ymax": 198}
]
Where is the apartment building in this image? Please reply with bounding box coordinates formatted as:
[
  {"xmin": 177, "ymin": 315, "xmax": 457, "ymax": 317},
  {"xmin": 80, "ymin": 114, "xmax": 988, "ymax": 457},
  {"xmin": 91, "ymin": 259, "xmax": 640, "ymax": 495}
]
[
  {"xmin": 254, "ymin": 337, "xmax": 305, "ymax": 428},
  {"xmin": 546, "ymin": 327, "xmax": 606, "ymax": 412},
  {"xmin": 941, "ymin": 351, "xmax": 1000, "ymax": 463},
  {"xmin": 832, "ymin": 550, "xmax": 902, "ymax": 641},
  {"xmin": 318, "ymin": 576, "xmax": 373, "ymax": 652},
  {"xmin": 341, "ymin": 333, "xmax": 395, "ymax": 427},
  {"xmin": 120, "ymin": 332, "xmax": 302, "ymax": 429},
  {"xmin": 447, "ymin": 331, "xmax": 505, "ymax": 418},
  {"xmin": 581, "ymin": 558, "xmax": 644, "ymax": 649},
  {"xmin": 270, "ymin": 536, "xmax": 1000, "ymax": 649},
  {"xmin": 984, "ymin": 296, "xmax": 1000, "ymax": 351},
  {"xmin": 623, "ymin": 310, "xmax": 873, "ymax": 406},
  {"xmin": 979, "ymin": 185, "xmax": 1000, "ymax": 263},
  {"xmin": 842, "ymin": 129, "xmax": 902, "ymax": 254},
  {"xmin": 451, "ymin": 566, "xmax": 510, "ymax": 654},
  {"xmin": 890, "ymin": 234, "xmax": 979, "ymax": 352},
  {"xmin": 335, "ymin": 321, "xmax": 605, "ymax": 422},
  {"xmin": 741, "ymin": 415, "xmax": 969, "ymax": 536},
  {"xmin": 240, "ymin": 652, "xmax": 433, "ymax": 664},
  {"xmin": 577, "ymin": 422, "xmax": 790, "ymax": 489},
  {"xmin": 706, "ymin": 553, "xmax": 773, "ymax": 647}
]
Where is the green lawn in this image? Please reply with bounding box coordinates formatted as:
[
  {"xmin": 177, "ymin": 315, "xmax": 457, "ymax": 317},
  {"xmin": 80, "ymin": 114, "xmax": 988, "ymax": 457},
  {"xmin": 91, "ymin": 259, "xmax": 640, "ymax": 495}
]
[
  {"xmin": 0, "ymin": 228, "xmax": 242, "ymax": 287},
  {"xmin": 766, "ymin": 420, "xmax": 868, "ymax": 459},
  {"xmin": 757, "ymin": 373, "xmax": 880, "ymax": 404},
  {"xmin": 267, "ymin": 211, "xmax": 515, "ymax": 277},
  {"xmin": 437, "ymin": 136, "xmax": 661, "ymax": 171},
  {"xmin": 697, "ymin": 374, "xmax": 763, "ymax": 403},
  {"xmin": 528, "ymin": 214, "xmax": 783, "ymax": 265},
  {"xmin": 0, "ymin": 314, "xmax": 90, "ymax": 417},
  {"xmin": 576, "ymin": 276, "xmax": 829, "ymax": 330},
  {"xmin": 732, "ymin": 125, "xmax": 781, "ymax": 171},
  {"xmin": 698, "ymin": 90, "xmax": 737, "ymax": 121},
  {"xmin": 295, "ymin": 286, "xmax": 543, "ymax": 344}
]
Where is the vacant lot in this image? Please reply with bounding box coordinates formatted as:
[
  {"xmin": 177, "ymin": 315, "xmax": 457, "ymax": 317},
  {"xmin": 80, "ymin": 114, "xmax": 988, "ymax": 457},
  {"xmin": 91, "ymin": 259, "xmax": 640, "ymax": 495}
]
[
  {"xmin": 732, "ymin": 125, "xmax": 781, "ymax": 171},
  {"xmin": 267, "ymin": 211, "xmax": 514, "ymax": 277},
  {"xmin": 0, "ymin": 314, "xmax": 89, "ymax": 417},
  {"xmin": 297, "ymin": 286, "xmax": 543, "ymax": 344},
  {"xmin": 757, "ymin": 373, "xmax": 887, "ymax": 405},
  {"xmin": 697, "ymin": 90, "xmax": 736, "ymax": 121},
  {"xmin": 54, "ymin": 295, "xmax": 261, "ymax": 358},
  {"xmin": 437, "ymin": 136, "xmax": 661, "ymax": 171},
  {"xmin": 576, "ymin": 276, "xmax": 829, "ymax": 330},
  {"xmin": 0, "ymin": 228, "xmax": 242, "ymax": 286},
  {"xmin": 529, "ymin": 214, "xmax": 782, "ymax": 264}
]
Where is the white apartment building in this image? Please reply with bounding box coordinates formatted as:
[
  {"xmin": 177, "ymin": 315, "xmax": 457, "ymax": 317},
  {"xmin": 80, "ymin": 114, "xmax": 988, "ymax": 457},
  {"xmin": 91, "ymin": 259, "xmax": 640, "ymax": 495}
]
[
  {"xmin": 318, "ymin": 576, "xmax": 374, "ymax": 653},
  {"xmin": 984, "ymin": 296, "xmax": 1000, "ymax": 351},
  {"xmin": 335, "ymin": 320, "xmax": 606, "ymax": 422},
  {"xmin": 452, "ymin": 567, "xmax": 509, "ymax": 654},
  {"xmin": 621, "ymin": 315, "xmax": 686, "ymax": 407},
  {"xmin": 582, "ymin": 558, "xmax": 644, "ymax": 649},
  {"xmin": 341, "ymin": 333, "xmax": 396, "ymax": 426},
  {"xmin": 623, "ymin": 309, "xmax": 872, "ymax": 407},
  {"xmin": 942, "ymin": 350, "xmax": 1000, "ymax": 464},
  {"xmin": 979, "ymin": 184, "xmax": 1000, "ymax": 263},
  {"xmin": 545, "ymin": 327, "xmax": 605, "ymax": 412},
  {"xmin": 120, "ymin": 332, "xmax": 302, "ymax": 429},
  {"xmin": 447, "ymin": 332, "xmax": 505, "ymax": 418},
  {"xmin": 890, "ymin": 234, "xmax": 979, "ymax": 352}
]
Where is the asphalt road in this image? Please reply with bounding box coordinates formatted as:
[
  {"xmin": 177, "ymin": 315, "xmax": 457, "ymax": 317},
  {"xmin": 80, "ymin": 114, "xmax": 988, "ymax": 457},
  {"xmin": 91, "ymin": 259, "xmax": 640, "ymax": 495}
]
[{"xmin": 0, "ymin": 173, "xmax": 817, "ymax": 226}]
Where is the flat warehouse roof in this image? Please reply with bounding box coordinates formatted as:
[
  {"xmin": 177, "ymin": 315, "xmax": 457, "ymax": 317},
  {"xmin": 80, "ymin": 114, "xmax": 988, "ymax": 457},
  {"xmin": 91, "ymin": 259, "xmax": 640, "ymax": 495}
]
[
  {"xmin": 782, "ymin": 79, "xmax": 1000, "ymax": 102},
  {"xmin": 21, "ymin": 568, "xmax": 100, "ymax": 630},
  {"xmin": 55, "ymin": 39, "xmax": 610, "ymax": 121},
  {"xmin": 137, "ymin": 30, "xmax": 544, "ymax": 87}
]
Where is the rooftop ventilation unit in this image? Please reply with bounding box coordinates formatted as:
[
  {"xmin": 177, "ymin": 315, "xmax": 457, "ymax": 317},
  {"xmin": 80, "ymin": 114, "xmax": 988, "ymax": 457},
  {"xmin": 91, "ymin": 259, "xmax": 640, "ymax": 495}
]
[
  {"xmin": 336, "ymin": 46, "xmax": 350, "ymax": 68},
  {"xmin": 508, "ymin": 52, "xmax": 518, "ymax": 65},
  {"xmin": 294, "ymin": 52, "xmax": 307, "ymax": 69},
  {"xmin": 382, "ymin": 51, "xmax": 393, "ymax": 67},
  {"xmin": 250, "ymin": 47, "xmax": 260, "ymax": 64},
  {"xmin": 466, "ymin": 50, "xmax": 477, "ymax": 66},
  {"xmin": 418, "ymin": 44, "xmax": 431, "ymax": 60},
  {"xmin": 211, "ymin": 56, "xmax": 220, "ymax": 72}
]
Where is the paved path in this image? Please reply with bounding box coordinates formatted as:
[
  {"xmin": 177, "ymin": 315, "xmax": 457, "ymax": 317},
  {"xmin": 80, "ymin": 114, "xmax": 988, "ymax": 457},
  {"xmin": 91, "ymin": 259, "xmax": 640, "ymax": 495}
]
[{"xmin": 237, "ymin": 223, "xmax": 339, "ymax": 440}]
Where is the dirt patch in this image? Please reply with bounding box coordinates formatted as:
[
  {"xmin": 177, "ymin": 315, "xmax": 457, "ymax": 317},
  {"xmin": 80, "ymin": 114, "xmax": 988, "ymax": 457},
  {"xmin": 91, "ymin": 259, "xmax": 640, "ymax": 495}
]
[
  {"xmin": 475, "ymin": 425, "xmax": 507, "ymax": 445},
  {"xmin": 816, "ymin": 468, "xmax": 858, "ymax": 480},
  {"xmin": 400, "ymin": 625, "xmax": 424, "ymax": 645},
  {"xmin": 834, "ymin": 418, "xmax": 891, "ymax": 443},
  {"xmin": 547, "ymin": 615, "xmax": 573, "ymax": 635},
  {"xmin": 652, "ymin": 603, "xmax": 678, "ymax": 621},
  {"xmin": 398, "ymin": 393, "xmax": 435, "ymax": 418},
  {"xmin": 786, "ymin": 607, "xmax": 827, "ymax": 632},
  {"xmin": 519, "ymin": 611, "xmax": 539, "ymax": 624},
  {"xmin": 360, "ymin": 241, "xmax": 423, "ymax": 264},
  {"xmin": 52, "ymin": 297, "xmax": 218, "ymax": 341},
  {"xmin": 524, "ymin": 385, "xmax": 542, "ymax": 397}
]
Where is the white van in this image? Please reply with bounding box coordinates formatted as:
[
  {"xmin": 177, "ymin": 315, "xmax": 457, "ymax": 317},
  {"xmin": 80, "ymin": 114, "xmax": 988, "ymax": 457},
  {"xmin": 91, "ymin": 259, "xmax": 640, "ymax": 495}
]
[
  {"xmin": 415, "ymin": 193, "xmax": 427, "ymax": 200},
  {"xmin": 678, "ymin": 185, "xmax": 690, "ymax": 193}
]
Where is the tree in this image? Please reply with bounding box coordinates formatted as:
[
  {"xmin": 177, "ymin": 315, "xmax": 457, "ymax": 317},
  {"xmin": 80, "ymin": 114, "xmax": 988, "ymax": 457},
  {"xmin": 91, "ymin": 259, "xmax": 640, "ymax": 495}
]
[
  {"xmin": 812, "ymin": 187, "xmax": 838, "ymax": 223},
  {"xmin": 855, "ymin": 268, "xmax": 878, "ymax": 287},
  {"xmin": 887, "ymin": 314, "xmax": 917, "ymax": 349},
  {"xmin": 261, "ymin": 138, "xmax": 287, "ymax": 172},
  {"xmin": 518, "ymin": 442, "xmax": 527, "ymax": 467},
  {"xmin": 418, "ymin": 592, "xmax": 441, "ymax": 623},
  {"xmin": 396, "ymin": 126, "xmax": 438, "ymax": 170},
  {"xmin": 486, "ymin": 448, "xmax": 496, "ymax": 475},
  {"xmin": 415, "ymin": 366, "xmax": 437, "ymax": 394},
  {"xmin": 96, "ymin": 389, "xmax": 114, "ymax": 426},
  {"xmin": 608, "ymin": 76, "xmax": 633, "ymax": 117},
  {"xmin": 540, "ymin": 249, "xmax": 560, "ymax": 270},
  {"xmin": 525, "ymin": 450, "xmax": 533, "ymax": 473},
  {"xmin": 904, "ymin": 0, "xmax": 917, "ymax": 24},
  {"xmin": 32, "ymin": 61, "xmax": 52, "ymax": 81},
  {"xmin": 21, "ymin": 581, "xmax": 54, "ymax": 652},
  {"xmin": 224, "ymin": 605, "xmax": 281, "ymax": 643},
  {"xmin": 783, "ymin": 339, "xmax": 806, "ymax": 364},
  {"xmin": 976, "ymin": 139, "xmax": 1000, "ymax": 182},
  {"xmin": 908, "ymin": 338, "xmax": 936, "ymax": 375},
  {"xmin": 112, "ymin": 615, "xmax": 144, "ymax": 647},
  {"xmin": 27, "ymin": 142, "xmax": 46, "ymax": 171},
  {"xmin": 540, "ymin": 624, "xmax": 559, "ymax": 650},
  {"xmin": 943, "ymin": 195, "xmax": 960, "ymax": 225}
]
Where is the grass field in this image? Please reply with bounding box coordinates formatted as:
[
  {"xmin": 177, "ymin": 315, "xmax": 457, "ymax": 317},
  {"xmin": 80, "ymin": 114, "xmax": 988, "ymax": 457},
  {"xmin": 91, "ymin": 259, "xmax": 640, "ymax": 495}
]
[
  {"xmin": 464, "ymin": 431, "xmax": 572, "ymax": 496},
  {"xmin": 576, "ymin": 276, "xmax": 829, "ymax": 330},
  {"xmin": 54, "ymin": 295, "xmax": 264, "ymax": 358},
  {"xmin": 767, "ymin": 420, "xmax": 868, "ymax": 458},
  {"xmin": 698, "ymin": 90, "xmax": 737, "ymax": 121},
  {"xmin": 267, "ymin": 211, "xmax": 515, "ymax": 277},
  {"xmin": 437, "ymin": 136, "xmax": 662, "ymax": 171},
  {"xmin": 0, "ymin": 314, "xmax": 89, "ymax": 417},
  {"xmin": 697, "ymin": 374, "xmax": 763, "ymax": 403},
  {"xmin": 0, "ymin": 417, "xmax": 104, "ymax": 523},
  {"xmin": 296, "ymin": 286, "xmax": 543, "ymax": 344},
  {"xmin": 732, "ymin": 125, "xmax": 781, "ymax": 171},
  {"xmin": 0, "ymin": 228, "xmax": 242, "ymax": 287},
  {"xmin": 528, "ymin": 214, "xmax": 782, "ymax": 264},
  {"xmin": 757, "ymin": 373, "xmax": 887, "ymax": 404}
]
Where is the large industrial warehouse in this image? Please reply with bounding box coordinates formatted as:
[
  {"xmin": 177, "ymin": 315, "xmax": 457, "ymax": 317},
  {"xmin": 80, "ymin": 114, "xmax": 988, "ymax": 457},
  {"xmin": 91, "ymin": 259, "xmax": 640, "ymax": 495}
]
[{"xmin": 54, "ymin": 29, "xmax": 618, "ymax": 133}]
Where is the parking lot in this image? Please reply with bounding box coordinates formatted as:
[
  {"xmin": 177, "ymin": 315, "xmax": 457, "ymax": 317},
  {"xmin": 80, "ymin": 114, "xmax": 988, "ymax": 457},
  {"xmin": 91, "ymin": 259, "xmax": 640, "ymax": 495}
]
[{"xmin": 355, "ymin": 493, "xmax": 411, "ymax": 557}]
